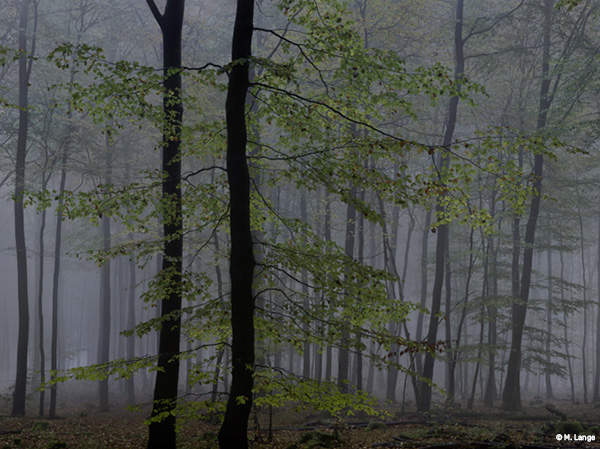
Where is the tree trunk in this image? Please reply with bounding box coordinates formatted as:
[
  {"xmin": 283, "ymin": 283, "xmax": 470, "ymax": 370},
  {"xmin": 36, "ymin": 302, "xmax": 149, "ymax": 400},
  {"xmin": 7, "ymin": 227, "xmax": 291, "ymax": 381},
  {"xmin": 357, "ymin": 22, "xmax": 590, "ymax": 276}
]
[
  {"xmin": 417, "ymin": 0, "xmax": 463, "ymax": 412},
  {"xmin": 339, "ymin": 189, "xmax": 357, "ymax": 394},
  {"xmin": 98, "ymin": 135, "xmax": 112, "ymax": 413},
  {"xmin": 502, "ymin": 0, "xmax": 551, "ymax": 410},
  {"xmin": 594, "ymin": 215, "xmax": 600, "ymax": 402},
  {"xmin": 559, "ymin": 245, "xmax": 576, "ymax": 403},
  {"xmin": 218, "ymin": 1, "xmax": 255, "ymax": 447},
  {"xmin": 545, "ymin": 247, "xmax": 553, "ymax": 399},
  {"xmin": 126, "ymin": 249, "xmax": 136, "ymax": 405},
  {"xmin": 300, "ymin": 192, "xmax": 311, "ymax": 380},
  {"xmin": 12, "ymin": 0, "xmax": 32, "ymax": 417},
  {"xmin": 37, "ymin": 205, "xmax": 47, "ymax": 416},
  {"xmin": 146, "ymin": 2, "xmax": 185, "ymax": 448},
  {"xmin": 577, "ymin": 192, "xmax": 588, "ymax": 404},
  {"xmin": 415, "ymin": 209, "xmax": 432, "ymax": 376}
]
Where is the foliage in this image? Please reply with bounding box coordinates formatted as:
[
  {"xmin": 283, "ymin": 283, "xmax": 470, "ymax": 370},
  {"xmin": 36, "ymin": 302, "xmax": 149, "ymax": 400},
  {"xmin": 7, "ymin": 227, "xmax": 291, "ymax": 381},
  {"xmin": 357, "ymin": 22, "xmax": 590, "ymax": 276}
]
[{"xmin": 19, "ymin": 0, "xmax": 574, "ymax": 427}]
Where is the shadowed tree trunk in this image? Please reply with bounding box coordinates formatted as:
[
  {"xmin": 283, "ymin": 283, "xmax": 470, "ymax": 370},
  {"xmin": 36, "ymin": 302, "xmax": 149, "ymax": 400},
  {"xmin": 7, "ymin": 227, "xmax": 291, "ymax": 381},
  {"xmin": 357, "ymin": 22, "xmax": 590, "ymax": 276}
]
[
  {"xmin": 36, "ymin": 176, "xmax": 48, "ymax": 417},
  {"xmin": 339, "ymin": 188, "xmax": 357, "ymax": 394},
  {"xmin": 98, "ymin": 134, "xmax": 112, "ymax": 412},
  {"xmin": 218, "ymin": 1, "xmax": 256, "ymax": 447},
  {"xmin": 576, "ymin": 188, "xmax": 588, "ymax": 404},
  {"xmin": 502, "ymin": 0, "xmax": 552, "ymax": 411},
  {"xmin": 126, "ymin": 249, "xmax": 136, "ymax": 405},
  {"xmin": 545, "ymin": 246, "xmax": 553, "ymax": 399},
  {"xmin": 415, "ymin": 209, "xmax": 431, "ymax": 377},
  {"xmin": 417, "ymin": 0, "xmax": 463, "ymax": 412},
  {"xmin": 145, "ymin": 1, "xmax": 184, "ymax": 448},
  {"xmin": 594, "ymin": 215, "xmax": 600, "ymax": 402},
  {"xmin": 12, "ymin": 0, "xmax": 34, "ymax": 417}
]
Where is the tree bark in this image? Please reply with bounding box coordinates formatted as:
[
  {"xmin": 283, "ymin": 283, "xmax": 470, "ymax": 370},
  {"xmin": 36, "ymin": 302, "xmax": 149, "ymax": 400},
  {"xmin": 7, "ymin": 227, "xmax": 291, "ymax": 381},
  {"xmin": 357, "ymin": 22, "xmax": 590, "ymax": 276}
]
[
  {"xmin": 501, "ymin": 0, "xmax": 552, "ymax": 411},
  {"xmin": 545, "ymin": 246, "xmax": 553, "ymax": 399},
  {"xmin": 37, "ymin": 202, "xmax": 47, "ymax": 416},
  {"xmin": 12, "ymin": 0, "xmax": 33, "ymax": 417},
  {"xmin": 594, "ymin": 214, "xmax": 600, "ymax": 401},
  {"xmin": 126, "ymin": 249, "xmax": 136, "ymax": 405},
  {"xmin": 339, "ymin": 189, "xmax": 357, "ymax": 394},
  {"xmin": 218, "ymin": 1, "xmax": 256, "ymax": 448},
  {"xmin": 146, "ymin": 2, "xmax": 184, "ymax": 448},
  {"xmin": 98, "ymin": 135, "xmax": 112, "ymax": 413},
  {"xmin": 416, "ymin": 0, "xmax": 463, "ymax": 412}
]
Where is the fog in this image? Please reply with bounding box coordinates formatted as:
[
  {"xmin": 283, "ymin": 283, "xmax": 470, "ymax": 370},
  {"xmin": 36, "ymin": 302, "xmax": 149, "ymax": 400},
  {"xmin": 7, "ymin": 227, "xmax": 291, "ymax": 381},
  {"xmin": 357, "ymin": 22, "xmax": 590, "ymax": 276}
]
[{"xmin": 0, "ymin": 0, "xmax": 599, "ymax": 428}]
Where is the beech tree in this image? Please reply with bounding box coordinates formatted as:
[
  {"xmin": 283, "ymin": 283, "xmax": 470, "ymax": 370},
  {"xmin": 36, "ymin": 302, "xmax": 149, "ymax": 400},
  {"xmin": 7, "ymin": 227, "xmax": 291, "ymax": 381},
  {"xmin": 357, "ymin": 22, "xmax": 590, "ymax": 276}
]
[
  {"xmin": 217, "ymin": 1, "xmax": 255, "ymax": 447},
  {"xmin": 145, "ymin": 1, "xmax": 184, "ymax": 448},
  {"xmin": 12, "ymin": 0, "xmax": 36, "ymax": 417}
]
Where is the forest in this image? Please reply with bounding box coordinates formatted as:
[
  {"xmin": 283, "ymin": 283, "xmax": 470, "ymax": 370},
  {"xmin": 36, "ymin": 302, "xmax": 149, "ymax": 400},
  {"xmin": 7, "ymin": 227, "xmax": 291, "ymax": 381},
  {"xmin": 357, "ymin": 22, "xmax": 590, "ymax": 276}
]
[{"xmin": 1, "ymin": 0, "xmax": 600, "ymax": 448}]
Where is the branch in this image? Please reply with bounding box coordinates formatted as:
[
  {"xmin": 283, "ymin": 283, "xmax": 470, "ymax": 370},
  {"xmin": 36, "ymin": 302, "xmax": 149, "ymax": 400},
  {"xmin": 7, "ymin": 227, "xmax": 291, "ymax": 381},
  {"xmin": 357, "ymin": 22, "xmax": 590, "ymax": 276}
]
[
  {"xmin": 145, "ymin": 0, "xmax": 163, "ymax": 28},
  {"xmin": 463, "ymin": 0, "xmax": 525, "ymax": 44}
]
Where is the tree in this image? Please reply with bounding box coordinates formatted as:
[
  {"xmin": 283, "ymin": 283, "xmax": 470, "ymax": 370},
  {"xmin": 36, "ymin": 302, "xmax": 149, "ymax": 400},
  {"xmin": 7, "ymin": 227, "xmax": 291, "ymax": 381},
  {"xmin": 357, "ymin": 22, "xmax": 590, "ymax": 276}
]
[
  {"xmin": 417, "ymin": 0, "xmax": 464, "ymax": 412},
  {"xmin": 145, "ymin": 1, "xmax": 184, "ymax": 448},
  {"xmin": 12, "ymin": 0, "xmax": 36, "ymax": 417},
  {"xmin": 218, "ymin": 0, "xmax": 256, "ymax": 447},
  {"xmin": 501, "ymin": 0, "xmax": 596, "ymax": 410}
]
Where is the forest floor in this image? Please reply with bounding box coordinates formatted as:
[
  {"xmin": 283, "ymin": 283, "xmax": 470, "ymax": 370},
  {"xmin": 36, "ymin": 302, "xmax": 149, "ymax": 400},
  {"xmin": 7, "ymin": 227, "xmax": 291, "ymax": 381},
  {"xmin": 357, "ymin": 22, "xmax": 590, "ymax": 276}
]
[{"xmin": 1, "ymin": 401, "xmax": 600, "ymax": 449}]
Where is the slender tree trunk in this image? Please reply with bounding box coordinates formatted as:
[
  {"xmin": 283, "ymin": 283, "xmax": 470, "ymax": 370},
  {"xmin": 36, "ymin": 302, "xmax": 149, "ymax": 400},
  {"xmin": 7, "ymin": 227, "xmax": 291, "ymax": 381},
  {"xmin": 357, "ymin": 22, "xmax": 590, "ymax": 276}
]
[
  {"xmin": 501, "ymin": 0, "xmax": 552, "ymax": 412},
  {"xmin": 415, "ymin": 210, "xmax": 432, "ymax": 376},
  {"xmin": 483, "ymin": 194, "xmax": 498, "ymax": 407},
  {"xmin": 594, "ymin": 216, "xmax": 600, "ymax": 401},
  {"xmin": 211, "ymin": 232, "xmax": 225, "ymax": 403},
  {"xmin": 468, "ymin": 300, "xmax": 486, "ymax": 410},
  {"xmin": 559, "ymin": 246, "xmax": 576, "ymax": 403},
  {"xmin": 12, "ymin": 0, "xmax": 33, "ymax": 417},
  {"xmin": 545, "ymin": 246, "xmax": 553, "ymax": 399},
  {"xmin": 218, "ymin": 1, "xmax": 255, "ymax": 447},
  {"xmin": 146, "ymin": 2, "xmax": 185, "ymax": 448},
  {"xmin": 577, "ymin": 193, "xmax": 588, "ymax": 403},
  {"xmin": 98, "ymin": 135, "xmax": 112, "ymax": 412},
  {"xmin": 300, "ymin": 192, "xmax": 311, "ymax": 380},
  {"xmin": 339, "ymin": 188, "xmax": 357, "ymax": 394},
  {"xmin": 355, "ymin": 187, "xmax": 366, "ymax": 391},
  {"xmin": 444, "ymin": 228, "xmax": 453, "ymax": 400},
  {"xmin": 126, "ymin": 249, "xmax": 136, "ymax": 405},
  {"xmin": 48, "ymin": 144, "xmax": 68, "ymax": 418},
  {"xmin": 417, "ymin": 0, "xmax": 464, "ymax": 412},
  {"xmin": 323, "ymin": 191, "xmax": 333, "ymax": 381},
  {"xmin": 37, "ymin": 205, "xmax": 47, "ymax": 416}
]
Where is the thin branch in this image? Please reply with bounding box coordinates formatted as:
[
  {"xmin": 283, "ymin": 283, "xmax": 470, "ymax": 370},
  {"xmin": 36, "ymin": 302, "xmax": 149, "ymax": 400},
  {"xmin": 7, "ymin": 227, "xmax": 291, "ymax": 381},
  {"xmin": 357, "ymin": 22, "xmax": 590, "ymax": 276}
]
[{"xmin": 145, "ymin": 0, "xmax": 163, "ymax": 28}]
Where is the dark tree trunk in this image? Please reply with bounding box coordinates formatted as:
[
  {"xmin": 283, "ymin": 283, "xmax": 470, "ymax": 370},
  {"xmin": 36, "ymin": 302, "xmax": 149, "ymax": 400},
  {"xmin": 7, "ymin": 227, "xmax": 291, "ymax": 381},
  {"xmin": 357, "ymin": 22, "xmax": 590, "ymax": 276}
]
[
  {"xmin": 559, "ymin": 246, "xmax": 576, "ymax": 403},
  {"xmin": 146, "ymin": 2, "xmax": 184, "ymax": 448},
  {"xmin": 98, "ymin": 135, "xmax": 112, "ymax": 413},
  {"xmin": 444, "ymin": 228, "xmax": 453, "ymax": 399},
  {"xmin": 218, "ymin": 1, "xmax": 255, "ymax": 448},
  {"xmin": 37, "ymin": 204, "xmax": 47, "ymax": 417},
  {"xmin": 12, "ymin": 0, "xmax": 32, "ymax": 417},
  {"xmin": 324, "ymin": 193, "xmax": 333, "ymax": 381},
  {"xmin": 417, "ymin": 0, "xmax": 463, "ymax": 412},
  {"xmin": 415, "ymin": 209, "xmax": 431, "ymax": 377},
  {"xmin": 577, "ymin": 193, "xmax": 588, "ymax": 404},
  {"xmin": 545, "ymin": 247, "xmax": 553, "ymax": 399},
  {"xmin": 126, "ymin": 249, "xmax": 136, "ymax": 405},
  {"xmin": 339, "ymin": 189, "xmax": 357, "ymax": 394},
  {"xmin": 502, "ymin": 0, "xmax": 552, "ymax": 411},
  {"xmin": 300, "ymin": 192, "xmax": 311, "ymax": 380},
  {"xmin": 594, "ymin": 216, "xmax": 600, "ymax": 402},
  {"xmin": 447, "ymin": 226, "xmax": 475, "ymax": 404},
  {"xmin": 483, "ymin": 196, "xmax": 498, "ymax": 407},
  {"xmin": 211, "ymin": 232, "xmax": 225, "ymax": 403}
]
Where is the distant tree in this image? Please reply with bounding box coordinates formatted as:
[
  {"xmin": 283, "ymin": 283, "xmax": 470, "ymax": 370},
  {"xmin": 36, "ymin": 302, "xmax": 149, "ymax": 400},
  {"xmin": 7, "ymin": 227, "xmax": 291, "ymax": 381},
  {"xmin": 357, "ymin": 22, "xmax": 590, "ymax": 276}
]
[{"xmin": 12, "ymin": 0, "xmax": 36, "ymax": 417}]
